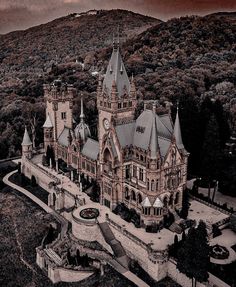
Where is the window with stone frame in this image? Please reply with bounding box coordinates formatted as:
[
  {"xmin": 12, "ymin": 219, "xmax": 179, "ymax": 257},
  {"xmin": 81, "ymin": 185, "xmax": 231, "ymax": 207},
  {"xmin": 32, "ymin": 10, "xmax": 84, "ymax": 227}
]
[
  {"xmin": 125, "ymin": 164, "xmax": 130, "ymax": 179},
  {"xmin": 61, "ymin": 112, "xmax": 66, "ymax": 120},
  {"xmin": 151, "ymin": 179, "xmax": 155, "ymax": 191},
  {"xmin": 133, "ymin": 165, "xmax": 137, "ymax": 178},
  {"xmin": 82, "ymin": 161, "xmax": 85, "ymax": 169},
  {"xmin": 139, "ymin": 168, "xmax": 144, "ymax": 181}
]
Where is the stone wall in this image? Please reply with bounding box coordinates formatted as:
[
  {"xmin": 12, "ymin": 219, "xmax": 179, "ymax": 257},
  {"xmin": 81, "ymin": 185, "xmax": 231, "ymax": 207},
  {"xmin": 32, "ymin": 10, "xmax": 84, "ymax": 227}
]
[
  {"xmin": 71, "ymin": 215, "xmax": 114, "ymax": 254},
  {"xmin": 107, "ymin": 220, "xmax": 168, "ymax": 281}
]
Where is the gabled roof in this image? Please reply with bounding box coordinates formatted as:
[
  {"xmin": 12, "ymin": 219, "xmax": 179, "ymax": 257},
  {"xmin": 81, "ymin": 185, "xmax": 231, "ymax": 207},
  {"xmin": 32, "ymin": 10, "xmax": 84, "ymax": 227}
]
[
  {"xmin": 82, "ymin": 138, "xmax": 99, "ymax": 161},
  {"xmin": 22, "ymin": 126, "xmax": 32, "ymax": 146},
  {"xmin": 103, "ymin": 44, "xmax": 130, "ymax": 97},
  {"xmin": 43, "ymin": 114, "xmax": 53, "ymax": 128}
]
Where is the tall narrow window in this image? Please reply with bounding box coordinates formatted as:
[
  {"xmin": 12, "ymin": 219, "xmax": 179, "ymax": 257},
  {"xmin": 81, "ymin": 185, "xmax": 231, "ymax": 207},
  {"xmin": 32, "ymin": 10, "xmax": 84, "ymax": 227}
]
[
  {"xmin": 133, "ymin": 165, "xmax": 137, "ymax": 178},
  {"xmin": 61, "ymin": 112, "xmax": 66, "ymax": 120},
  {"xmin": 139, "ymin": 168, "xmax": 144, "ymax": 181}
]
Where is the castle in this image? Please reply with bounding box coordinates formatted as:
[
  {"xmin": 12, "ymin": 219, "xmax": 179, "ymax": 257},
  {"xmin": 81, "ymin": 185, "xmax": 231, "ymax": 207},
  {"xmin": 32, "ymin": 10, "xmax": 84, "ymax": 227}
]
[{"xmin": 24, "ymin": 38, "xmax": 188, "ymax": 228}]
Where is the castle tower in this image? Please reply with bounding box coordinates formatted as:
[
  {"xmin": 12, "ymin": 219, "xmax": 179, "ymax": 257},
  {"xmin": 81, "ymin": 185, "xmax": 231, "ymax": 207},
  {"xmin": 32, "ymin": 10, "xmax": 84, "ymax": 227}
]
[
  {"xmin": 43, "ymin": 79, "xmax": 76, "ymax": 142},
  {"xmin": 43, "ymin": 113, "xmax": 54, "ymax": 151},
  {"xmin": 22, "ymin": 126, "xmax": 33, "ymax": 159},
  {"xmin": 97, "ymin": 36, "xmax": 137, "ymax": 157}
]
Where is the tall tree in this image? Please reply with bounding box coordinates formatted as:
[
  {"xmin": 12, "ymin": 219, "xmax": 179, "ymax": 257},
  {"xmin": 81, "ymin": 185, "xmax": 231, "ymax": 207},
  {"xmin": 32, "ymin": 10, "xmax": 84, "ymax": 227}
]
[
  {"xmin": 194, "ymin": 221, "xmax": 210, "ymax": 284},
  {"xmin": 177, "ymin": 223, "xmax": 210, "ymax": 287},
  {"xmin": 200, "ymin": 114, "xmax": 222, "ymax": 182}
]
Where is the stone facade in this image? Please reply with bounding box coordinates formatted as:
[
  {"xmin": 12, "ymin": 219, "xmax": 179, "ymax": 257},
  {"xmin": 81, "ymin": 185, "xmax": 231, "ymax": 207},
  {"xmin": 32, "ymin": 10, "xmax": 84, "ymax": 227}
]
[{"xmin": 37, "ymin": 40, "xmax": 189, "ymax": 228}]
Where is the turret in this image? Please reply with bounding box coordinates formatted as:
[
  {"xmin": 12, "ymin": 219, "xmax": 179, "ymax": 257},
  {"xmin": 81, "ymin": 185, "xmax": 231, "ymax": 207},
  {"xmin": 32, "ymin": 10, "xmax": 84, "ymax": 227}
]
[
  {"xmin": 22, "ymin": 126, "xmax": 33, "ymax": 159},
  {"xmin": 43, "ymin": 113, "xmax": 54, "ymax": 152},
  {"xmin": 174, "ymin": 106, "xmax": 184, "ymax": 150},
  {"xmin": 74, "ymin": 96, "xmax": 91, "ymax": 144}
]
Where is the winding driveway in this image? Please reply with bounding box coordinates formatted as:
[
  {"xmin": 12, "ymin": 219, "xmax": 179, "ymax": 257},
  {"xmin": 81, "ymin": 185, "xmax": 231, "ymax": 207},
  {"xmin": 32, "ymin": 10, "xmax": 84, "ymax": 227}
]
[{"xmin": 3, "ymin": 170, "xmax": 68, "ymax": 236}]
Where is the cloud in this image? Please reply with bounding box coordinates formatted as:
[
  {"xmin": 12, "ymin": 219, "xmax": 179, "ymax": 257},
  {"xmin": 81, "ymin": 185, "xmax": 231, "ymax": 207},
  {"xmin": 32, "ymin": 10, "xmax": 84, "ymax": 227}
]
[{"xmin": 0, "ymin": 0, "xmax": 235, "ymax": 34}]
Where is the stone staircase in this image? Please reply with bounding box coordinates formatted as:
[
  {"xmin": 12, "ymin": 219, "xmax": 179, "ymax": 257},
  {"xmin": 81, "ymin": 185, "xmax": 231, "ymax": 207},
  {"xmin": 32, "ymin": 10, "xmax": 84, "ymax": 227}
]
[{"xmin": 98, "ymin": 222, "xmax": 130, "ymax": 269}]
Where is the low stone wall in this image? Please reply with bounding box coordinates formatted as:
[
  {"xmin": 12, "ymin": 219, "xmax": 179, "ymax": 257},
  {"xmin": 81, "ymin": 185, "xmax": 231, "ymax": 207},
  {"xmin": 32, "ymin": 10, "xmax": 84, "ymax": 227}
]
[
  {"xmin": 107, "ymin": 217, "xmax": 168, "ymax": 281},
  {"xmin": 48, "ymin": 266, "xmax": 94, "ymax": 283},
  {"xmin": 22, "ymin": 158, "xmax": 54, "ymax": 193}
]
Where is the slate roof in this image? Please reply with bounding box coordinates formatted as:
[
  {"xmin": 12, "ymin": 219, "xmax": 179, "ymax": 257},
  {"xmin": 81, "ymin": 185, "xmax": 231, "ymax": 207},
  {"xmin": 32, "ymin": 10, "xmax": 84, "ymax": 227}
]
[
  {"xmin": 103, "ymin": 45, "xmax": 130, "ymax": 97},
  {"xmin": 58, "ymin": 127, "xmax": 71, "ymax": 147},
  {"xmin": 82, "ymin": 138, "xmax": 99, "ymax": 161},
  {"xmin": 115, "ymin": 122, "xmax": 135, "ymax": 147},
  {"xmin": 141, "ymin": 197, "xmax": 152, "ymax": 207},
  {"xmin": 114, "ymin": 109, "xmax": 175, "ymax": 158},
  {"xmin": 174, "ymin": 109, "xmax": 184, "ymax": 150},
  {"xmin": 153, "ymin": 197, "xmax": 164, "ymax": 208},
  {"xmin": 22, "ymin": 127, "xmax": 32, "ymax": 146}
]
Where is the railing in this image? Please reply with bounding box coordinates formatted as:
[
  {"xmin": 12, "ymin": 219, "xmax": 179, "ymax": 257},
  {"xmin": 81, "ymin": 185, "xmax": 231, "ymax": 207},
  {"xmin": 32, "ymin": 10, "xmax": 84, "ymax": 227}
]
[{"xmin": 189, "ymin": 194, "xmax": 232, "ymax": 216}]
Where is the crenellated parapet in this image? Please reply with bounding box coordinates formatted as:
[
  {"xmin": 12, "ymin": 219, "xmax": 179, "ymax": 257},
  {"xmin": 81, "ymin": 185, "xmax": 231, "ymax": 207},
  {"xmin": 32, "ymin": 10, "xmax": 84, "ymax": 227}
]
[{"xmin": 44, "ymin": 80, "xmax": 76, "ymax": 108}]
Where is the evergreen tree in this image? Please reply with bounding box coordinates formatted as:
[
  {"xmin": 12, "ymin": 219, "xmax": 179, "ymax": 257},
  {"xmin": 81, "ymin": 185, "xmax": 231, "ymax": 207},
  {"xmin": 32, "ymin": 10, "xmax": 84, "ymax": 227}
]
[
  {"xmin": 177, "ymin": 227, "xmax": 197, "ymax": 287},
  {"xmin": 200, "ymin": 115, "xmax": 222, "ymax": 182},
  {"xmin": 180, "ymin": 189, "xmax": 189, "ymax": 219},
  {"xmin": 177, "ymin": 223, "xmax": 210, "ymax": 287},
  {"xmin": 194, "ymin": 221, "xmax": 210, "ymax": 284}
]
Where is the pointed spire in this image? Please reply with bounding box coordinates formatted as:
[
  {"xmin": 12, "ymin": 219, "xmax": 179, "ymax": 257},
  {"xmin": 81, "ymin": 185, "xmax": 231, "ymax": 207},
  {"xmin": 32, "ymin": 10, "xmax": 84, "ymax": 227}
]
[
  {"xmin": 43, "ymin": 113, "xmax": 53, "ymax": 128},
  {"xmin": 174, "ymin": 105, "xmax": 184, "ymax": 149},
  {"xmin": 80, "ymin": 95, "xmax": 85, "ymax": 123},
  {"xmin": 150, "ymin": 108, "xmax": 158, "ymax": 159},
  {"xmin": 22, "ymin": 126, "xmax": 32, "ymax": 146}
]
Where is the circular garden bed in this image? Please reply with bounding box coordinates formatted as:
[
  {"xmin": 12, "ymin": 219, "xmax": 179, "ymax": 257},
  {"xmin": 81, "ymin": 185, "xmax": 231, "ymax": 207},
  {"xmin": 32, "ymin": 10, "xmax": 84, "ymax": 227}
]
[
  {"xmin": 210, "ymin": 244, "xmax": 229, "ymax": 260},
  {"xmin": 80, "ymin": 208, "xmax": 99, "ymax": 220}
]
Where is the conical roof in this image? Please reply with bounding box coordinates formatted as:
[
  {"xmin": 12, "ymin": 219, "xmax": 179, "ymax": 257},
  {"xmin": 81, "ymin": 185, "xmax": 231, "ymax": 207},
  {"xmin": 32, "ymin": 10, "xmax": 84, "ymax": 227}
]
[
  {"xmin": 74, "ymin": 97, "xmax": 91, "ymax": 142},
  {"xmin": 149, "ymin": 105, "xmax": 158, "ymax": 159},
  {"xmin": 22, "ymin": 126, "xmax": 32, "ymax": 146},
  {"xmin": 174, "ymin": 108, "xmax": 184, "ymax": 149},
  {"xmin": 153, "ymin": 197, "xmax": 164, "ymax": 208},
  {"xmin": 141, "ymin": 196, "xmax": 152, "ymax": 207},
  {"xmin": 43, "ymin": 114, "xmax": 53, "ymax": 128}
]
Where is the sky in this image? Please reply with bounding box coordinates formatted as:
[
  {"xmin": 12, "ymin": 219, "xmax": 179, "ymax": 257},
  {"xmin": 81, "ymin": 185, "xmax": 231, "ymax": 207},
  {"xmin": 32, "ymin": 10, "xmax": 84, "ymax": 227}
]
[{"xmin": 0, "ymin": 0, "xmax": 235, "ymax": 34}]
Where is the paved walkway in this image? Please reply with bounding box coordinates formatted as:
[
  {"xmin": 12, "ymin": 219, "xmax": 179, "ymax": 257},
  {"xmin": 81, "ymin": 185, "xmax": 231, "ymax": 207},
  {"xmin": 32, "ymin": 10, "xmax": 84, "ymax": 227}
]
[{"xmin": 3, "ymin": 170, "xmax": 68, "ymax": 236}]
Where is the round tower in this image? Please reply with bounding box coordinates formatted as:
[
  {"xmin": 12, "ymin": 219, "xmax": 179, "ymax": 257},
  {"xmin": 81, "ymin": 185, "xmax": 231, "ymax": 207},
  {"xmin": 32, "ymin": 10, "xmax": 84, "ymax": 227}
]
[{"xmin": 22, "ymin": 126, "xmax": 33, "ymax": 159}]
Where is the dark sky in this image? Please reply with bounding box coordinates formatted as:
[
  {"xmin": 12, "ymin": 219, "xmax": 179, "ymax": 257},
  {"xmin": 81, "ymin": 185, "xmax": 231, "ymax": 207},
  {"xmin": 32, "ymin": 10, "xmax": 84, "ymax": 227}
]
[{"xmin": 0, "ymin": 0, "xmax": 236, "ymax": 34}]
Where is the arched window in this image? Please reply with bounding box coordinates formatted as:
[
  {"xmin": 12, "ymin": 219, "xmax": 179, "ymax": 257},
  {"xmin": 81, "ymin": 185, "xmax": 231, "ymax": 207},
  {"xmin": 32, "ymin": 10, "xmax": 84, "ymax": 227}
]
[
  {"xmin": 125, "ymin": 187, "xmax": 129, "ymax": 199},
  {"xmin": 131, "ymin": 190, "xmax": 136, "ymax": 201},
  {"xmin": 138, "ymin": 193, "xmax": 142, "ymax": 204},
  {"xmin": 151, "ymin": 180, "xmax": 155, "ymax": 191},
  {"xmin": 147, "ymin": 179, "xmax": 150, "ymax": 190},
  {"xmin": 156, "ymin": 180, "xmax": 159, "ymax": 191}
]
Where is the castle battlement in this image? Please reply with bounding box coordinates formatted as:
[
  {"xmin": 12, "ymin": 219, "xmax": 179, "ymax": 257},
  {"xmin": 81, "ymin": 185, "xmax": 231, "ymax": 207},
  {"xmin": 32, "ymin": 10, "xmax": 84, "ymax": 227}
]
[{"xmin": 44, "ymin": 80, "xmax": 76, "ymax": 102}]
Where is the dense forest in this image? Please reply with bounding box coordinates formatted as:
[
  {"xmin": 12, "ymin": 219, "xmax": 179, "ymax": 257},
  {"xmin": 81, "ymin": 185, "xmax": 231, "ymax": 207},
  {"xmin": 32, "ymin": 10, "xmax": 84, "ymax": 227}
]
[{"xmin": 0, "ymin": 10, "xmax": 235, "ymax": 195}]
